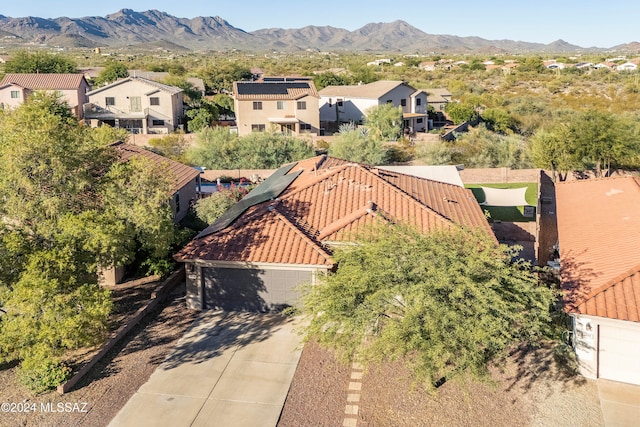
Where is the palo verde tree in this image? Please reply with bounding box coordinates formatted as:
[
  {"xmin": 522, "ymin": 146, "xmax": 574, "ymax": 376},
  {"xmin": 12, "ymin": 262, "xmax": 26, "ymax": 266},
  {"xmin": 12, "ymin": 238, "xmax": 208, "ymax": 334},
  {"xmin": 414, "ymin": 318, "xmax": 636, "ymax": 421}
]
[
  {"xmin": 530, "ymin": 109, "xmax": 640, "ymax": 178},
  {"xmin": 294, "ymin": 224, "xmax": 557, "ymax": 390},
  {"xmin": 328, "ymin": 123, "xmax": 388, "ymax": 165},
  {"xmin": 186, "ymin": 126, "xmax": 315, "ymax": 169},
  {"xmin": 0, "ymin": 93, "xmax": 178, "ymax": 393},
  {"xmin": 364, "ymin": 103, "xmax": 403, "ymax": 141}
]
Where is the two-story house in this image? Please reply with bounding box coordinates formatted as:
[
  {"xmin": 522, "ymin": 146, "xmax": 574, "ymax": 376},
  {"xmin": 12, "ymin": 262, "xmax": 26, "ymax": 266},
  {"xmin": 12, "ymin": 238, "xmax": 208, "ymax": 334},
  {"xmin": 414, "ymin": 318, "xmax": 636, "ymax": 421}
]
[
  {"xmin": 319, "ymin": 80, "xmax": 428, "ymax": 133},
  {"xmin": 0, "ymin": 73, "xmax": 91, "ymax": 118},
  {"xmin": 233, "ymin": 78, "xmax": 320, "ymax": 137},
  {"xmin": 83, "ymin": 76, "xmax": 184, "ymax": 134}
]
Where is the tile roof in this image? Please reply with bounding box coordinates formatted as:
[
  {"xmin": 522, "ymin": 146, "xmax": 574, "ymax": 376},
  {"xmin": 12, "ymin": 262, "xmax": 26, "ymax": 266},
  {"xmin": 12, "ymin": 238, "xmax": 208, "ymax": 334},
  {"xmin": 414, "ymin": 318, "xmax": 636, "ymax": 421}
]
[
  {"xmin": 175, "ymin": 155, "xmax": 492, "ymax": 266},
  {"xmin": 87, "ymin": 76, "xmax": 182, "ymax": 96},
  {"xmin": 111, "ymin": 142, "xmax": 200, "ymax": 194},
  {"xmin": 556, "ymin": 176, "xmax": 640, "ymax": 321},
  {"xmin": 319, "ymin": 80, "xmax": 406, "ymax": 99},
  {"xmin": 0, "ymin": 73, "xmax": 88, "ymax": 90},
  {"xmin": 233, "ymin": 80, "xmax": 319, "ymax": 100}
]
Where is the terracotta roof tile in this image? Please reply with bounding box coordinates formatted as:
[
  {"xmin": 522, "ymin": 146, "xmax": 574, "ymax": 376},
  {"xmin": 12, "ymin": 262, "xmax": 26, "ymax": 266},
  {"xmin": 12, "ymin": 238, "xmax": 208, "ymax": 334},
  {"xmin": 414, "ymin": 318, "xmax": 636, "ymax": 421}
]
[
  {"xmin": 556, "ymin": 176, "xmax": 640, "ymax": 321},
  {"xmin": 175, "ymin": 155, "xmax": 492, "ymax": 266},
  {"xmin": 0, "ymin": 73, "xmax": 88, "ymax": 90},
  {"xmin": 111, "ymin": 142, "xmax": 200, "ymax": 194}
]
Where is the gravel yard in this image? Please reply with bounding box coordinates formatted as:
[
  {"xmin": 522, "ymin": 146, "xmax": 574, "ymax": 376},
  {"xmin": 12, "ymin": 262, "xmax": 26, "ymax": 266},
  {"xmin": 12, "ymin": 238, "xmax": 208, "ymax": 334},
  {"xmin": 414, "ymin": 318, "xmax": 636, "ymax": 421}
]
[{"xmin": 279, "ymin": 341, "xmax": 604, "ymax": 427}]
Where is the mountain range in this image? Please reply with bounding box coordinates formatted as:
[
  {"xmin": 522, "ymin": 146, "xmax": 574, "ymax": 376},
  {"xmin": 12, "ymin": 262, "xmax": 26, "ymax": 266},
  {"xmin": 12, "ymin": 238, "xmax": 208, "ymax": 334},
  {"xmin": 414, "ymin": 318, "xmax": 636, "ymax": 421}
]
[{"xmin": 0, "ymin": 9, "xmax": 635, "ymax": 53}]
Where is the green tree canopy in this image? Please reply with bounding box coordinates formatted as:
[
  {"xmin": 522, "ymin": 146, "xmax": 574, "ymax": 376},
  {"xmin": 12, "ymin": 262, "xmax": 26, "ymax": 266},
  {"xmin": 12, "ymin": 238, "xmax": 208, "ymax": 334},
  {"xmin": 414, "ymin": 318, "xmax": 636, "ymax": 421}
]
[
  {"xmin": 364, "ymin": 103, "xmax": 403, "ymax": 142},
  {"xmin": 313, "ymin": 72, "xmax": 350, "ymax": 90},
  {"xmin": 0, "ymin": 93, "xmax": 179, "ymax": 392},
  {"xmin": 328, "ymin": 124, "xmax": 388, "ymax": 165},
  {"xmin": 445, "ymin": 101, "xmax": 478, "ymax": 124},
  {"xmin": 530, "ymin": 109, "xmax": 640, "ymax": 178},
  {"xmin": 4, "ymin": 50, "xmax": 78, "ymax": 74},
  {"xmin": 186, "ymin": 127, "xmax": 315, "ymax": 169},
  {"xmin": 194, "ymin": 187, "xmax": 248, "ymax": 224},
  {"xmin": 93, "ymin": 60, "xmax": 129, "ymax": 86},
  {"xmin": 294, "ymin": 225, "xmax": 556, "ymax": 390}
]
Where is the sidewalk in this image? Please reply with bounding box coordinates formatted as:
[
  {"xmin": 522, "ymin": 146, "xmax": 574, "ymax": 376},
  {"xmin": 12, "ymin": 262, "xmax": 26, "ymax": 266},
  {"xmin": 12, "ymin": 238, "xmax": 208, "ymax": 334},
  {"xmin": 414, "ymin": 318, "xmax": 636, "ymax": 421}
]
[{"xmin": 108, "ymin": 311, "xmax": 303, "ymax": 427}]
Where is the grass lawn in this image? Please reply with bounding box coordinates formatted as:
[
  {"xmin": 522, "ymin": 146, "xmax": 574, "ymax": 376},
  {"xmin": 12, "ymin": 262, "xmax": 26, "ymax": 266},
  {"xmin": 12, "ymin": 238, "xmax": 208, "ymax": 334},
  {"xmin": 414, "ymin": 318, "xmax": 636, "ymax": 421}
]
[{"xmin": 465, "ymin": 183, "xmax": 537, "ymax": 222}]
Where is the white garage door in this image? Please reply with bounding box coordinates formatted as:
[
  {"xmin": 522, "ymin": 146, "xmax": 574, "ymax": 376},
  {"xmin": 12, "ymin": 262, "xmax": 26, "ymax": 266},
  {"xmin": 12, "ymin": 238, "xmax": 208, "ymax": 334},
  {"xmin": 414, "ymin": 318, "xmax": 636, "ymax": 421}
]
[{"xmin": 599, "ymin": 323, "xmax": 640, "ymax": 385}]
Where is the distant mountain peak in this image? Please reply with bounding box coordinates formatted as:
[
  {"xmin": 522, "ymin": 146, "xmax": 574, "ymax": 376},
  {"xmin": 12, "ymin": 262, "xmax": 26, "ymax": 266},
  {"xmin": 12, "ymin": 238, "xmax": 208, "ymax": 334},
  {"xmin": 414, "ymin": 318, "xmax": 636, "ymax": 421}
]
[{"xmin": 0, "ymin": 9, "xmax": 623, "ymax": 53}]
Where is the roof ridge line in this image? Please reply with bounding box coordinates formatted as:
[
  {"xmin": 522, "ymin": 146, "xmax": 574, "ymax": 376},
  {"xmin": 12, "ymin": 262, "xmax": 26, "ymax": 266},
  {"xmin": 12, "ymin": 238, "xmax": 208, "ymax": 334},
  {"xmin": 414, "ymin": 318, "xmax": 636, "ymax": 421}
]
[
  {"xmin": 318, "ymin": 201, "xmax": 376, "ymax": 240},
  {"xmin": 358, "ymin": 165, "xmax": 454, "ymax": 226},
  {"xmin": 279, "ymin": 163, "xmax": 352, "ymax": 200}
]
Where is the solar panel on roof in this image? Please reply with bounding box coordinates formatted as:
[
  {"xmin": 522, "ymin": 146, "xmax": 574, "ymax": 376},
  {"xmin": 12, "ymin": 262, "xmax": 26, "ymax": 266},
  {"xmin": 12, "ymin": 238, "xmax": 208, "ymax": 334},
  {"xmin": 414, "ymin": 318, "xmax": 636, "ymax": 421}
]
[
  {"xmin": 236, "ymin": 82, "xmax": 311, "ymax": 96},
  {"xmin": 195, "ymin": 162, "xmax": 302, "ymax": 238}
]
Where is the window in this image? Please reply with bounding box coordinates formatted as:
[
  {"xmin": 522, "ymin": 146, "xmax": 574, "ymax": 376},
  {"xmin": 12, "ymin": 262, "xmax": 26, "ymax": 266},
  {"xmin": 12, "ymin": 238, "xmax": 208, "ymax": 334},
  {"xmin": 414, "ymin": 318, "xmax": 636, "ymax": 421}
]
[
  {"xmin": 150, "ymin": 97, "xmax": 160, "ymax": 106},
  {"xmin": 152, "ymin": 119, "xmax": 165, "ymax": 126},
  {"xmin": 105, "ymin": 97, "xmax": 115, "ymax": 106},
  {"xmin": 174, "ymin": 193, "xmax": 180, "ymax": 213},
  {"xmin": 253, "ymin": 101, "xmax": 263, "ymax": 110},
  {"xmin": 386, "ymin": 100, "xmax": 393, "ymax": 104},
  {"xmin": 337, "ymin": 99, "xmax": 343, "ymax": 107},
  {"xmin": 277, "ymin": 100, "xmax": 285, "ymax": 110},
  {"xmin": 417, "ymin": 118, "xmax": 424, "ymax": 123},
  {"xmin": 251, "ymin": 124, "xmax": 265, "ymax": 132},
  {"xmin": 400, "ymin": 99, "xmax": 407, "ymax": 107},
  {"xmin": 297, "ymin": 101, "xmax": 307, "ymax": 110},
  {"xmin": 10, "ymin": 90, "xmax": 20, "ymax": 99},
  {"xmin": 130, "ymin": 96, "xmax": 142, "ymax": 112},
  {"xmin": 416, "ymin": 98, "xmax": 422, "ymax": 106},
  {"xmin": 300, "ymin": 122, "xmax": 312, "ymax": 132}
]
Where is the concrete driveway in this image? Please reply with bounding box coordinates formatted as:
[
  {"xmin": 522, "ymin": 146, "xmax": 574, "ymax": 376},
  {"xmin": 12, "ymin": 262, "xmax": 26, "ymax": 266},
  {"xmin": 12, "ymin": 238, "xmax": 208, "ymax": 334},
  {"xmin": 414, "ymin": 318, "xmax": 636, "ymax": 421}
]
[
  {"xmin": 598, "ymin": 379, "xmax": 640, "ymax": 427},
  {"xmin": 109, "ymin": 311, "xmax": 303, "ymax": 427}
]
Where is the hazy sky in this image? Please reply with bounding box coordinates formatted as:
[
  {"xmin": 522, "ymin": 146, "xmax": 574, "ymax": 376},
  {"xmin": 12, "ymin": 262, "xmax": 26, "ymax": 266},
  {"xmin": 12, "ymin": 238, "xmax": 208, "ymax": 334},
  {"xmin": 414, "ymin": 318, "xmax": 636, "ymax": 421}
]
[{"xmin": 1, "ymin": 0, "xmax": 637, "ymax": 48}]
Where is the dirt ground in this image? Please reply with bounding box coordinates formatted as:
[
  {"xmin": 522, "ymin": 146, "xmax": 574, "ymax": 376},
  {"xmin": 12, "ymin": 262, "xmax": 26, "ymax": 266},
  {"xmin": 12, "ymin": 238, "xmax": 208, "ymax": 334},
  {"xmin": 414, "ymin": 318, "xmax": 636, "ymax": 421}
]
[
  {"xmin": 1, "ymin": 282, "xmax": 603, "ymax": 427},
  {"xmin": 279, "ymin": 341, "xmax": 604, "ymax": 427}
]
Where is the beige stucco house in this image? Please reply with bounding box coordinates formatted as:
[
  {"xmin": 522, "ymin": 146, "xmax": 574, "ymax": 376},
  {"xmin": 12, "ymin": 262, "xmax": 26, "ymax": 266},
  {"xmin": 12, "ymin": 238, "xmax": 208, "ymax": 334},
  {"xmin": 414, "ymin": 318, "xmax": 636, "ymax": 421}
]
[
  {"xmin": 84, "ymin": 76, "xmax": 184, "ymax": 134},
  {"xmin": 0, "ymin": 73, "xmax": 91, "ymax": 118},
  {"xmin": 319, "ymin": 80, "xmax": 428, "ymax": 134},
  {"xmin": 233, "ymin": 78, "xmax": 320, "ymax": 137}
]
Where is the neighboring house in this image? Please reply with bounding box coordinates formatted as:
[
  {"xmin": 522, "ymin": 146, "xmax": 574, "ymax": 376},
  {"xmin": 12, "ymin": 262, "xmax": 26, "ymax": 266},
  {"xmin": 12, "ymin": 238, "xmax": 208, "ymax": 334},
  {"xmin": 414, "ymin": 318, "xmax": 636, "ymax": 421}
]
[
  {"xmin": 319, "ymin": 80, "xmax": 428, "ymax": 133},
  {"xmin": 100, "ymin": 141, "xmax": 201, "ymax": 286},
  {"xmin": 0, "ymin": 73, "xmax": 91, "ymax": 118},
  {"xmin": 128, "ymin": 70, "xmax": 206, "ymax": 96},
  {"xmin": 419, "ymin": 61, "xmax": 437, "ymax": 71},
  {"xmin": 556, "ymin": 176, "xmax": 640, "ymax": 385},
  {"xmin": 84, "ymin": 76, "xmax": 184, "ymax": 134},
  {"xmin": 424, "ymin": 88, "xmax": 452, "ymax": 113},
  {"xmin": 616, "ymin": 62, "xmax": 638, "ymax": 71},
  {"xmin": 174, "ymin": 155, "xmax": 492, "ymax": 312},
  {"xmin": 112, "ymin": 141, "xmax": 201, "ymax": 223},
  {"xmin": 232, "ymin": 78, "xmax": 320, "ymax": 137}
]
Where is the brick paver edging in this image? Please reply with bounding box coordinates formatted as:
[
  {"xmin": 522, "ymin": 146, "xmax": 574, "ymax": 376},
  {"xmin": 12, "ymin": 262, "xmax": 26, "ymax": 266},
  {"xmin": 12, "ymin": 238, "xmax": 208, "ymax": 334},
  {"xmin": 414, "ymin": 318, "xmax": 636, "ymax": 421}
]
[{"xmin": 56, "ymin": 267, "xmax": 185, "ymax": 394}]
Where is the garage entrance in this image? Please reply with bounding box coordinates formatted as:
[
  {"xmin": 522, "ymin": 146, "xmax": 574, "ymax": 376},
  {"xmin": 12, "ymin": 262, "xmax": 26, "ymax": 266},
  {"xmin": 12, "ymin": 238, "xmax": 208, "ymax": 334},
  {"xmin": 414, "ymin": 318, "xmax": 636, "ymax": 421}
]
[
  {"xmin": 202, "ymin": 267, "xmax": 313, "ymax": 312},
  {"xmin": 598, "ymin": 323, "xmax": 640, "ymax": 385}
]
